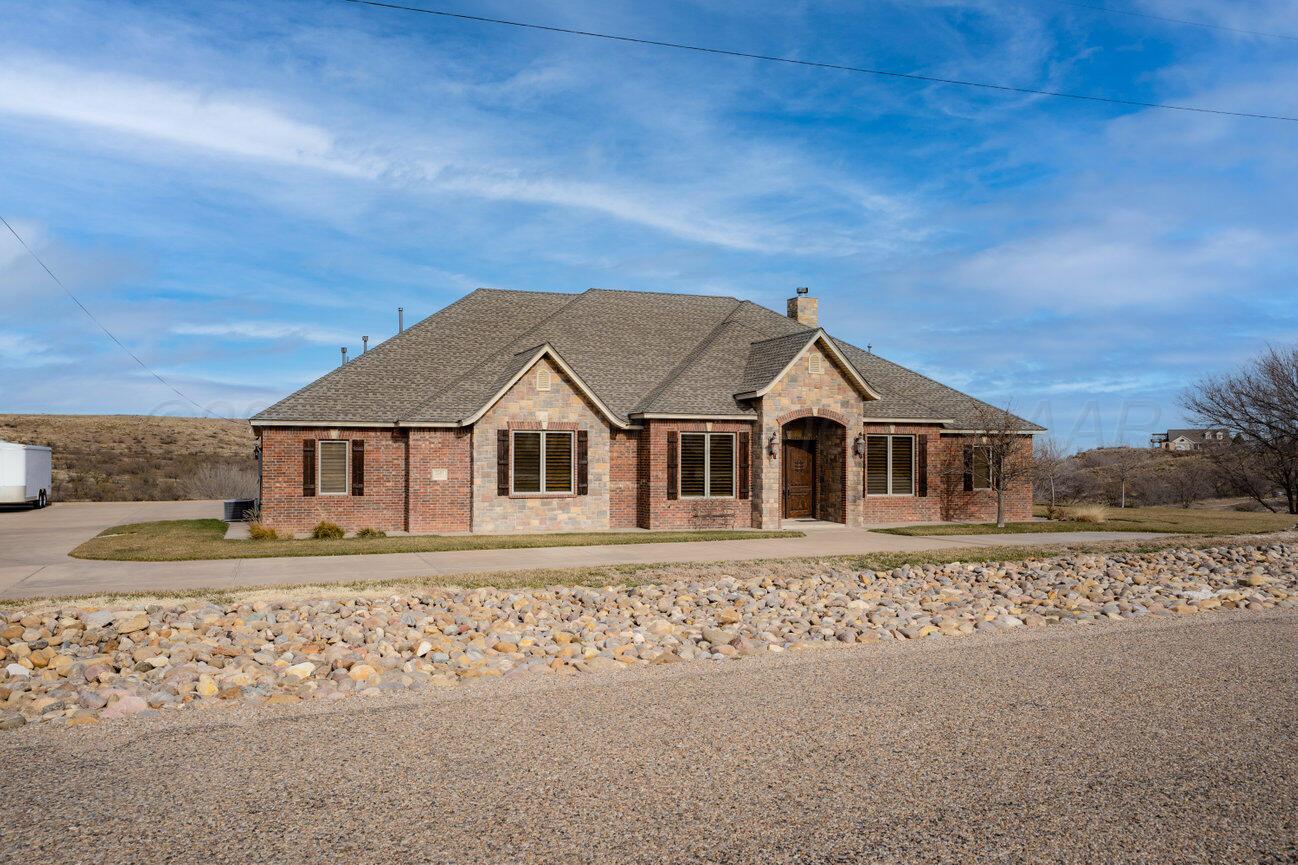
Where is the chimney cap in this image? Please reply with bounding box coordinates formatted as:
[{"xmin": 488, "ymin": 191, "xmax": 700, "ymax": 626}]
[{"xmin": 796, "ymin": 286, "xmax": 810, "ymax": 295}]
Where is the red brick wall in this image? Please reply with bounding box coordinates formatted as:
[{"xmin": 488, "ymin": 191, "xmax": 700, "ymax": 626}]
[
  {"xmin": 609, "ymin": 429, "xmax": 641, "ymax": 529},
  {"xmin": 642, "ymin": 420, "xmax": 755, "ymax": 530},
  {"xmin": 856, "ymin": 424, "xmax": 1033, "ymax": 524},
  {"xmin": 259, "ymin": 427, "xmax": 410, "ymax": 534},
  {"xmin": 408, "ymin": 427, "xmax": 472, "ymax": 533},
  {"xmin": 932, "ymin": 433, "xmax": 1034, "ymax": 523}
]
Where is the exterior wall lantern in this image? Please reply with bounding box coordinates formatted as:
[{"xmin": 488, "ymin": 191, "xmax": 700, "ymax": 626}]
[
  {"xmin": 853, "ymin": 433, "xmax": 866, "ymax": 457},
  {"xmin": 766, "ymin": 432, "xmax": 779, "ymax": 459}
]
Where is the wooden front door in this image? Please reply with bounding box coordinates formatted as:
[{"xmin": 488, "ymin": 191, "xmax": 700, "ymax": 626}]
[{"xmin": 783, "ymin": 440, "xmax": 815, "ymax": 518}]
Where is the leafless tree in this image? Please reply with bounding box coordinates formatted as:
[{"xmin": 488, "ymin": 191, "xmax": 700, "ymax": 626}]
[
  {"xmin": 1152, "ymin": 453, "xmax": 1211, "ymax": 509},
  {"xmin": 1097, "ymin": 446, "xmax": 1152, "ymax": 509},
  {"xmin": 1183, "ymin": 346, "xmax": 1298, "ymax": 514},
  {"xmin": 1032, "ymin": 436, "xmax": 1068, "ymax": 508},
  {"xmin": 969, "ymin": 403, "xmax": 1035, "ymax": 528}
]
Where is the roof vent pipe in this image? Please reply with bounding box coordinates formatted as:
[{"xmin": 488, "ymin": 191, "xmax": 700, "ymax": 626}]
[
  {"xmin": 340, "ymin": 346, "xmax": 348, "ymax": 366},
  {"xmin": 398, "ymin": 307, "xmax": 404, "ymax": 333},
  {"xmin": 362, "ymin": 335, "xmax": 369, "ymax": 354}
]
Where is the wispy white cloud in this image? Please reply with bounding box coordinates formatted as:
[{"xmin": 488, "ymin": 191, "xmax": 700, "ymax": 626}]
[
  {"xmin": 0, "ymin": 57, "xmax": 375, "ymax": 177},
  {"xmin": 172, "ymin": 321, "xmax": 355, "ymax": 345}
]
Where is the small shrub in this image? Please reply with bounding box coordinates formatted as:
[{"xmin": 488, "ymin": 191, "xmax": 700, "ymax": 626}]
[
  {"xmin": 1233, "ymin": 500, "xmax": 1262, "ymax": 512},
  {"xmin": 356, "ymin": 527, "xmax": 386, "ymax": 539},
  {"xmin": 247, "ymin": 522, "xmax": 278, "ymax": 541},
  {"xmin": 1045, "ymin": 504, "xmax": 1068, "ymax": 521},
  {"xmin": 1067, "ymin": 504, "xmax": 1107, "ymax": 524},
  {"xmin": 311, "ymin": 520, "xmax": 345, "ymax": 540}
]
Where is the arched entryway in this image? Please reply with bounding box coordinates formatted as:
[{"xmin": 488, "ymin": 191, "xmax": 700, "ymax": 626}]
[{"xmin": 781, "ymin": 416, "xmax": 847, "ymax": 523}]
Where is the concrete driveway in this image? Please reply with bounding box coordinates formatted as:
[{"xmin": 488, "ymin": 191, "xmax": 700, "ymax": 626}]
[{"xmin": 0, "ymin": 500, "xmax": 1168, "ymax": 601}]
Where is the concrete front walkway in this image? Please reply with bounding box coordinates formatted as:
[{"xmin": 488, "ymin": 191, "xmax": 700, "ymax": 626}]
[{"xmin": 0, "ymin": 500, "xmax": 1167, "ymax": 601}]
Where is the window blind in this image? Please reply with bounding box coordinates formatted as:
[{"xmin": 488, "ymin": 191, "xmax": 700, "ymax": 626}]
[{"xmin": 318, "ymin": 440, "xmax": 349, "ymax": 494}]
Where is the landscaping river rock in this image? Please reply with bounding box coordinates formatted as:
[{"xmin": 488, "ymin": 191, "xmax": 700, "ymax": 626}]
[{"xmin": 2, "ymin": 542, "xmax": 1295, "ymax": 729}]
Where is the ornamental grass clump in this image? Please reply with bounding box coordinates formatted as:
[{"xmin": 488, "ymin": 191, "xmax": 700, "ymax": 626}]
[
  {"xmin": 247, "ymin": 522, "xmax": 278, "ymax": 541},
  {"xmin": 1067, "ymin": 504, "xmax": 1107, "ymax": 524},
  {"xmin": 311, "ymin": 521, "xmax": 345, "ymax": 540},
  {"xmin": 356, "ymin": 527, "xmax": 386, "ymax": 539}
]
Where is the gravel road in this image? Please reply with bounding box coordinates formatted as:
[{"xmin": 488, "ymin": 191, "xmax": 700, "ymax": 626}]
[{"xmin": 3, "ymin": 611, "xmax": 1295, "ymax": 865}]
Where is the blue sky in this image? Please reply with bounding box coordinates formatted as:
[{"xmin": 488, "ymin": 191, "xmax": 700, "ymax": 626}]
[{"xmin": 2, "ymin": 0, "xmax": 1295, "ymax": 451}]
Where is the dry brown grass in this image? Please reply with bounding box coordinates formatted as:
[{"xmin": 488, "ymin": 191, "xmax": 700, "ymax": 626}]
[
  {"xmin": 0, "ymin": 414, "xmax": 254, "ymax": 502},
  {"xmin": 1067, "ymin": 504, "xmax": 1108, "ymax": 523}
]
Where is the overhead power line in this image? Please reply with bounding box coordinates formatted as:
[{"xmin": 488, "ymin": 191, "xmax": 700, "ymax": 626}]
[
  {"xmin": 1, "ymin": 215, "xmax": 242, "ymax": 424},
  {"xmin": 1053, "ymin": 1, "xmax": 1298, "ymax": 42},
  {"xmin": 343, "ymin": 0, "xmax": 1298, "ymax": 123}
]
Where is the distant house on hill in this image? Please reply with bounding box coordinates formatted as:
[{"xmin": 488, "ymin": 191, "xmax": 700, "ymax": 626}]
[
  {"xmin": 1151, "ymin": 428, "xmax": 1229, "ymax": 451},
  {"xmin": 251, "ymin": 287, "xmax": 1042, "ymax": 534}
]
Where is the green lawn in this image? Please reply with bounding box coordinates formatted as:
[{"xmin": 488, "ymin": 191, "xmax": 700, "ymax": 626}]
[
  {"xmin": 70, "ymin": 519, "xmax": 803, "ymax": 562},
  {"xmin": 873, "ymin": 505, "xmax": 1298, "ymax": 537}
]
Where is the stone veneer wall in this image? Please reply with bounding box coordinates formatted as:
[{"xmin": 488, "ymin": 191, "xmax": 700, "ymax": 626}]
[
  {"xmin": 471, "ymin": 356, "xmax": 612, "ymax": 533},
  {"xmin": 754, "ymin": 341, "xmax": 867, "ymax": 528}
]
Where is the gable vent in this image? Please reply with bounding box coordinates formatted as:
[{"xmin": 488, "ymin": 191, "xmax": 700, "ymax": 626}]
[
  {"xmin": 808, "ymin": 353, "xmax": 824, "ymax": 375},
  {"xmin": 536, "ymin": 368, "xmax": 552, "ymax": 391}
]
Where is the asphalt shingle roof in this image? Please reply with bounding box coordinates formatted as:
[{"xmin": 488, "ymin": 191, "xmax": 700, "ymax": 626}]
[{"xmin": 252, "ymin": 287, "xmax": 1043, "ymax": 431}]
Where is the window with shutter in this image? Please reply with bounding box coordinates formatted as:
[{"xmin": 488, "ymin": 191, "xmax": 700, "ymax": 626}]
[
  {"xmin": 866, "ymin": 435, "xmax": 915, "ymax": 496},
  {"xmin": 317, "ymin": 440, "xmax": 349, "ymax": 495},
  {"xmin": 678, "ymin": 432, "xmax": 735, "ymax": 498},
  {"xmin": 511, "ymin": 430, "xmax": 573, "ymax": 494}
]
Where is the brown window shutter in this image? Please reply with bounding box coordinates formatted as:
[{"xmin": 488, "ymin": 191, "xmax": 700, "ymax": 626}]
[
  {"xmin": 962, "ymin": 444, "xmax": 974, "ymax": 492},
  {"xmin": 302, "ymin": 440, "xmax": 316, "ymax": 497},
  {"xmin": 576, "ymin": 430, "xmax": 589, "ymax": 495},
  {"xmin": 916, "ymin": 434, "xmax": 928, "ymax": 497},
  {"xmin": 737, "ymin": 432, "xmax": 751, "ymax": 499},
  {"xmin": 666, "ymin": 431, "xmax": 678, "ymax": 500},
  {"xmin": 351, "ymin": 439, "xmax": 365, "ymax": 496},
  {"xmin": 497, "ymin": 430, "xmax": 510, "ymax": 496}
]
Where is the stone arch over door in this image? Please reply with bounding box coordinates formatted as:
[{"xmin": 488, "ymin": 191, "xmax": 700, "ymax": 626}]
[{"xmin": 780, "ymin": 415, "xmax": 847, "ymax": 523}]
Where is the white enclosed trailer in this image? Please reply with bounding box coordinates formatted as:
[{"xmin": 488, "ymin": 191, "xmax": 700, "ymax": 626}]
[{"xmin": 0, "ymin": 440, "xmax": 52, "ymax": 507}]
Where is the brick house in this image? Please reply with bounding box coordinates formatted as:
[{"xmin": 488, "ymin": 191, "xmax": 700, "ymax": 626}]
[{"xmin": 251, "ymin": 288, "xmax": 1041, "ymax": 534}]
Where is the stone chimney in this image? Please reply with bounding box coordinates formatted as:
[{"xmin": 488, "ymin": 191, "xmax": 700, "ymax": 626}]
[{"xmin": 787, "ymin": 287, "xmax": 818, "ymax": 327}]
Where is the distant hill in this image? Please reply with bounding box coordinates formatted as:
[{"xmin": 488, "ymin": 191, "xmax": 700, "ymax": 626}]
[{"xmin": 0, "ymin": 414, "xmax": 256, "ymax": 502}]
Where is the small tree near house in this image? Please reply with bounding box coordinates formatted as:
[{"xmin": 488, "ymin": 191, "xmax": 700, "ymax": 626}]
[
  {"xmin": 967, "ymin": 403, "xmax": 1035, "ymax": 528},
  {"xmin": 1032, "ymin": 436, "xmax": 1067, "ymax": 509}
]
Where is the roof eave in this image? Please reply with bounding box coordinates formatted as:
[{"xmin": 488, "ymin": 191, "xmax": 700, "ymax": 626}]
[
  {"xmin": 737, "ymin": 329, "xmax": 882, "ymax": 401},
  {"xmin": 449, "ymin": 343, "xmax": 633, "ymax": 430}
]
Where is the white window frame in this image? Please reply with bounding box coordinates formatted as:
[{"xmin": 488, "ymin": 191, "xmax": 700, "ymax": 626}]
[
  {"xmin": 510, "ymin": 429, "xmax": 575, "ymax": 496},
  {"xmin": 317, "ymin": 439, "xmax": 350, "ymax": 496},
  {"xmin": 865, "ymin": 434, "xmax": 916, "ymax": 497},
  {"xmin": 679, "ymin": 432, "xmax": 737, "ymax": 499}
]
